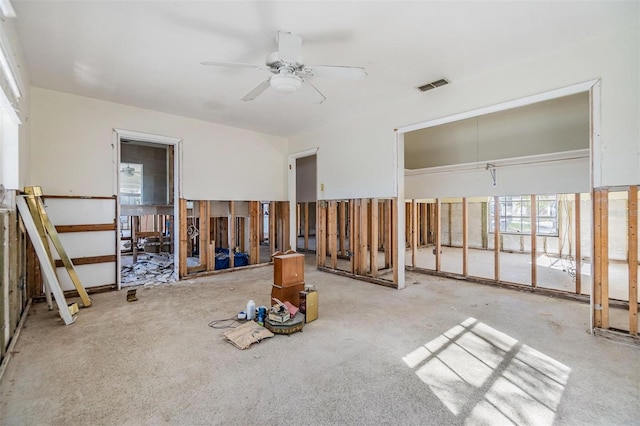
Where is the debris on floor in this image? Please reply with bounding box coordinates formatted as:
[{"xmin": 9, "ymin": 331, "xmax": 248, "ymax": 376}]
[
  {"xmin": 126, "ymin": 289, "xmax": 138, "ymax": 302},
  {"xmin": 223, "ymin": 321, "xmax": 274, "ymax": 350},
  {"xmin": 121, "ymin": 252, "xmax": 176, "ymax": 286}
]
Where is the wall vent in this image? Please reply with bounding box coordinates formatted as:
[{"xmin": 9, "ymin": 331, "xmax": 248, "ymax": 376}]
[{"xmin": 418, "ymin": 78, "xmax": 449, "ymax": 92}]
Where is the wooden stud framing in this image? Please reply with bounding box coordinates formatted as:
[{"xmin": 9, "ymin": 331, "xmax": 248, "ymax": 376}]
[
  {"xmin": 392, "ymin": 198, "xmax": 399, "ymax": 284},
  {"xmin": 411, "ymin": 199, "xmax": 418, "ymax": 268},
  {"xmin": 317, "ymin": 202, "xmax": 327, "ymax": 267},
  {"xmin": 249, "ymin": 201, "xmax": 259, "ymax": 265},
  {"xmin": 531, "ymin": 194, "xmax": 537, "ymax": 288},
  {"xmin": 593, "ymin": 188, "xmax": 609, "ymax": 329},
  {"xmin": 304, "ymin": 202, "xmax": 310, "ymax": 251},
  {"xmin": 228, "ymin": 201, "xmax": 235, "ymax": 269},
  {"xmin": 494, "ymin": 196, "xmax": 500, "ymax": 281},
  {"xmin": 359, "ymin": 199, "xmax": 368, "ymax": 274},
  {"xmin": 179, "ymin": 199, "xmax": 187, "ymax": 278},
  {"xmin": 462, "ymin": 197, "xmax": 468, "ymax": 277},
  {"xmin": 269, "ymin": 201, "xmax": 276, "ymax": 255},
  {"xmin": 199, "ymin": 201, "xmax": 208, "ymax": 269},
  {"xmin": 384, "ymin": 199, "xmax": 392, "ymax": 268},
  {"xmin": 575, "ymin": 193, "xmax": 582, "ymax": 294},
  {"xmin": 339, "ymin": 201, "xmax": 346, "ymax": 256},
  {"xmin": 421, "ymin": 202, "xmax": 428, "ymax": 246},
  {"xmin": 628, "ymin": 187, "xmax": 638, "ymax": 335},
  {"xmin": 350, "ymin": 200, "xmax": 356, "ymax": 274},
  {"xmin": 370, "ymin": 198, "xmax": 379, "ymax": 278},
  {"xmin": 328, "ymin": 201, "xmax": 338, "ymax": 269},
  {"xmin": 352, "ymin": 200, "xmax": 360, "ymax": 273},
  {"xmin": 435, "ymin": 199, "xmax": 442, "ymax": 272}
]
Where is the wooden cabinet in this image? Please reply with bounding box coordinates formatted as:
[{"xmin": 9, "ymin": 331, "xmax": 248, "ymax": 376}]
[
  {"xmin": 273, "ymin": 253, "xmax": 305, "ymax": 286},
  {"xmin": 271, "ymin": 283, "xmax": 304, "ymax": 307}
]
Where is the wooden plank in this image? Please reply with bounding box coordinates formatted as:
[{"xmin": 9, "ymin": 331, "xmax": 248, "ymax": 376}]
[
  {"xmin": 575, "ymin": 193, "xmax": 582, "ymax": 294},
  {"xmin": 249, "ymin": 201, "xmax": 259, "ymax": 265},
  {"xmin": 55, "ymin": 255, "xmax": 117, "ymax": 268},
  {"xmin": 179, "ymin": 199, "xmax": 187, "ymax": 278},
  {"xmin": 199, "ymin": 201, "xmax": 208, "ymax": 269},
  {"xmin": 628, "ymin": 186, "xmax": 638, "ymax": 335},
  {"xmin": 435, "ymin": 199, "xmax": 442, "ymax": 272},
  {"xmin": 16, "ymin": 196, "xmax": 74, "ymax": 325},
  {"xmin": 329, "ymin": 201, "xmax": 338, "ymax": 269},
  {"xmin": 421, "ymin": 202, "xmax": 428, "ymax": 246},
  {"xmin": 280, "ymin": 201, "xmax": 290, "ymax": 251},
  {"xmin": 55, "ymin": 223, "xmax": 116, "ymax": 233},
  {"xmin": 132, "ymin": 215, "xmax": 139, "ymax": 263},
  {"xmin": 384, "ymin": 199, "xmax": 392, "ymax": 268},
  {"xmin": 462, "ymin": 197, "xmax": 468, "ymax": 277},
  {"xmin": 370, "ymin": 198, "xmax": 379, "ymax": 278},
  {"xmin": 392, "ymin": 198, "xmax": 399, "ymax": 284},
  {"xmin": 339, "ymin": 201, "xmax": 346, "ymax": 256},
  {"xmin": 26, "ymin": 193, "xmax": 92, "ymax": 308},
  {"xmin": 229, "ymin": 201, "xmax": 235, "ymax": 269},
  {"xmin": 43, "ymin": 195, "xmax": 116, "ymax": 200},
  {"xmin": 317, "ymin": 202, "xmax": 327, "ymax": 267},
  {"xmin": 411, "ymin": 199, "xmax": 417, "ymax": 268},
  {"xmin": 269, "ymin": 201, "xmax": 276, "ymax": 255},
  {"xmin": 601, "ymin": 188, "xmax": 609, "ymax": 328},
  {"xmin": 531, "ymin": 194, "xmax": 537, "ymax": 288},
  {"xmin": 350, "ymin": 200, "xmax": 356, "ymax": 274},
  {"xmin": 296, "ymin": 203, "xmax": 301, "ymax": 249},
  {"xmin": 494, "ymin": 196, "xmax": 500, "ymax": 281},
  {"xmin": 359, "ymin": 199, "xmax": 368, "ymax": 274},
  {"xmin": 353, "ymin": 200, "xmax": 361, "ymax": 273},
  {"xmin": 593, "ymin": 189, "xmax": 603, "ymax": 328}
]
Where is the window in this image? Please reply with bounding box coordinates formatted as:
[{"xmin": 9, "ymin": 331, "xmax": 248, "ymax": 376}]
[
  {"xmin": 489, "ymin": 195, "xmax": 558, "ymax": 236},
  {"xmin": 119, "ymin": 163, "xmax": 143, "ymax": 205}
]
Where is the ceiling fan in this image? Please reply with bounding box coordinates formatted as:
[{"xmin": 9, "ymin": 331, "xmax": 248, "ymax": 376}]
[{"xmin": 201, "ymin": 31, "xmax": 367, "ymax": 103}]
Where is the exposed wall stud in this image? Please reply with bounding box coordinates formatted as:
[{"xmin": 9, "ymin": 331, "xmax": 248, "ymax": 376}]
[{"xmin": 628, "ymin": 186, "xmax": 638, "ymax": 335}]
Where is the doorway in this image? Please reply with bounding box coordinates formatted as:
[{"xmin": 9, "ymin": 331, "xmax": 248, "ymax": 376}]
[{"xmin": 115, "ymin": 130, "xmax": 181, "ymax": 288}]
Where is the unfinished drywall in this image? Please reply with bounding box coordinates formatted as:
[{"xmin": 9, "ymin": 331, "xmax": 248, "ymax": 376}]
[
  {"xmin": 288, "ymin": 23, "xmax": 640, "ymax": 200},
  {"xmin": 30, "ymin": 88, "xmax": 288, "ymax": 201}
]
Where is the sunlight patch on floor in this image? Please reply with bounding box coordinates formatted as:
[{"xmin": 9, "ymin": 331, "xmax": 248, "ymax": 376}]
[{"xmin": 403, "ymin": 317, "xmax": 571, "ymax": 425}]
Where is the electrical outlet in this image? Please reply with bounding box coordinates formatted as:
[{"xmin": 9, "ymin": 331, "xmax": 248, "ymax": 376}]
[{"xmin": 320, "ymin": 183, "xmax": 325, "ymax": 191}]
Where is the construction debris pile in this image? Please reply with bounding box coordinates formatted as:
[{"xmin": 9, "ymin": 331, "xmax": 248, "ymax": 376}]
[{"xmin": 121, "ymin": 252, "xmax": 176, "ymax": 286}]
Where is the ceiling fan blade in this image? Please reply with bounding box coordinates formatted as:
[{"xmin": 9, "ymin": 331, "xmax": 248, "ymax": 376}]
[
  {"xmin": 241, "ymin": 78, "xmax": 272, "ymax": 101},
  {"xmin": 277, "ymin": 31, "xmax": 303, "ymax": 61},
  {"xmin": 303, "ymin": 65, "xmax": 367, "ymax": 80},
  {"xmin": 201, "ymin": 61, "xmax": 264, "ymax": 70},
  {"xmin": 304, "ymin": 79, "xmax": 326, "ymax": 104}
]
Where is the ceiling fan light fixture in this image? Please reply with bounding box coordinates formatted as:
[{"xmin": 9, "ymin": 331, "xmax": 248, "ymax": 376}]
[{"xmin": 270, "ymin": 73, "xmax": 303, "ymax": 94}]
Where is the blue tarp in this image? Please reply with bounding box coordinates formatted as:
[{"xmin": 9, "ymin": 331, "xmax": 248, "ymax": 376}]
[{"xmin": 214, "ymin": 247, "xmax": 249, "ymax": 270}]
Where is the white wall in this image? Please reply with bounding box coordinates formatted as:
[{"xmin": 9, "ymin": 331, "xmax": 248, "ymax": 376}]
[
  {"xmin": 30, "ymin": 88, "xmax": 288, "ymax": 201},
  {"xmin": 288, "ymin": 23, "xmax": 640, "ymax": 199}
]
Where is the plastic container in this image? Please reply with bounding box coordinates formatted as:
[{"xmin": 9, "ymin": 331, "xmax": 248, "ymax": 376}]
[
  {"xmin": 257, "ymin": 306, "xmax": 267, "ymax": 326},
  {"xmin": 246, "ymin": 300, "xmax": 256, "ymax": 320}
]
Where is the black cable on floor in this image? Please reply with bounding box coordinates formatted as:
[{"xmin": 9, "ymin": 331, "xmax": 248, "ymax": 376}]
[{"xmin": 208, "ymin": 317, "xmax": 243, "ymax": 329}]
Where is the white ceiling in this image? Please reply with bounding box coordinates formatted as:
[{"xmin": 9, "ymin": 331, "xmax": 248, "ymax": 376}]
[{"xmin": 12, "ymin": 1, "xmax": 637, "ymax": 137}]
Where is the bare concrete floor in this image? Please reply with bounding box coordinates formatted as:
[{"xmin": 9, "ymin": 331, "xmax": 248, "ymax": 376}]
[{"xmin": 1, "ymin": 255, "xmax": 639, "ymax": 425}]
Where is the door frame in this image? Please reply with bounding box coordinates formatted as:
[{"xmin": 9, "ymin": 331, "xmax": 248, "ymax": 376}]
[
  {"xmin": 113, "ymin": 129, "xmax": 182, "ymax": 289},
  {"xmin": 287, "ymin": 148, "xmax": 319, "ymax": 253}
]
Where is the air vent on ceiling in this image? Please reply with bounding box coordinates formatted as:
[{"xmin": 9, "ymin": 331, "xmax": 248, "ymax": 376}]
[{"xmin": 418, "ymin": 78, "xmax": 449, "ymax": 92}]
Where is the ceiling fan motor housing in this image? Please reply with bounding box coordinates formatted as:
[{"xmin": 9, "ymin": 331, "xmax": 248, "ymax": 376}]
[{"xmin": 266, "ymin": 51, "xmax": 304, "ymax": 72}]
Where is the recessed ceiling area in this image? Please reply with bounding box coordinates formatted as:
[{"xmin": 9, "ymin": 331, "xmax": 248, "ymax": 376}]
[
  {"xmin": 12, "ymin": 1, "xmax": 636, "ymax": 137},
  {"xmin": 404, "ymin": 92, "xmax": 590, "ymax": 170}
]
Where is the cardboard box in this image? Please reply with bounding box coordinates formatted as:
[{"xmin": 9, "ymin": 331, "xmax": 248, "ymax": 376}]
[
  {"xmin": 299, "ymin": 290, "xmax": 318, "ymax": 323},
  {"xmin": 271, "ymin": 283, "xmax": 304, "ymax": 307},
  {"xmin": 273, "ymin": 253, "xmax": 305, "ymax": 286}
]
